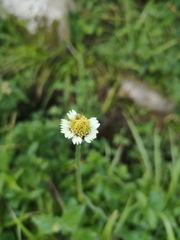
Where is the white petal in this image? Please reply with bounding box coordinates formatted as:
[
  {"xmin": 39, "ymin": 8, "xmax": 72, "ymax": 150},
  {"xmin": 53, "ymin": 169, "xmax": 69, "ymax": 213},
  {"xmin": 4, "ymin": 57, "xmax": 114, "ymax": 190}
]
[
  {"xmin": 89, "ymin": 126, "xmax": 99, "ymax": 136},
  {"xmin": 84, "ymin": 136, "xmax": 92, "ymax": 143},
  {"xmin": 60, "ymin": 123, "xmax": 70, "ymax": 133},
  {"xmin": 67, "ymin": 110, "xmax": 77, "ymax": 120},
  {"xmin": 84, "ymin": 133, "xmax": 97, "ymax": 143},
  {"xmin": 89, "ymin": 117, "xmax": 100, "ymax": 129},
  {"xmin": 72, "ymin": 135, "xmax": 82, "ymax": 145},
  {"xmin": 61, "ymin": 127, "xmax": 69, "ymax": 133},
  {"xmin": 60, "ymin": 123, "xmax": 69, "ymax": 129},
  {"xmin": 64, "ymin": 130, "xmax": 73, "ymax": 138},
  {"xmin": 60, "ymin": 120, "xmax": 70, "ymax": 132},
  {"xmin": 60, "ymin": 119, "xmax": 69, "ymax": 127},
  {"xmin": 85, "ymin": 128, "xmax": 97, "ymax": 139}
]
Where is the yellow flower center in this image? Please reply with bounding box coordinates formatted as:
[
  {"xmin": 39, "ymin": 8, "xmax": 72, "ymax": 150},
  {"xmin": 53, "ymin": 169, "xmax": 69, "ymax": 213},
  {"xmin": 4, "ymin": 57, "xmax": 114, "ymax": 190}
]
[{"xmin": 69, "ymin": 114, "xmax": 90, "ymax": 138}]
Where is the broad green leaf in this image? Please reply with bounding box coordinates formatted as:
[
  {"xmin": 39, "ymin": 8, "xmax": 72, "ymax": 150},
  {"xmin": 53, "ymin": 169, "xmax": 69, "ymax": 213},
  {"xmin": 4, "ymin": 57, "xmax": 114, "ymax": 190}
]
[
  {"xmin": 32, "ymin": 214, "xmax": 61, "ymax": 234},
  {"xmin": 148, "ymin": 189, "xmax": 165, "ymax": 211},
  {"xmin": 72, "ymin": 228, "xmax": 98, "ymax": 240},
  {"xmin": 61, "ymin": 205, "xmax": 85, "ymax": 231}
]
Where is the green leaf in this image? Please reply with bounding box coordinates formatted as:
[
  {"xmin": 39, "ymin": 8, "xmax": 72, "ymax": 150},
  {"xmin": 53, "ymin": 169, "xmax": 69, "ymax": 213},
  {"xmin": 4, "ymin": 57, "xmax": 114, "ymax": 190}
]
[
  {"xmin": 146, "ymin": 208, "xmax": 158, "ymax": 230},
  {"xmin": 101, "ymin": 210, "xmax": 118, "ymax": 240},
  {"xmin": 148, "ymin": 189, "xmax": 165, "ymax": 211},
  {"xmin": 32, "ymin": 205, "xmax": 85, "ymax": 235},
  {"xmin": 61, "ymin": 205, "xmax": 85, "ymax": 231},
  {"xmin": 136, "ymin": 190, "xmax": 148, "ymax": 208},
  {"xmin": 72, "ymin": 228, "xmax": 98, "ymax": 240},
  {"xmin": 32, "ymin": 214, "xmax": 61, "ymax": 234},
  {"xmin": 1, "ymin": 231, "xmax": 16, "ymax": 240}
]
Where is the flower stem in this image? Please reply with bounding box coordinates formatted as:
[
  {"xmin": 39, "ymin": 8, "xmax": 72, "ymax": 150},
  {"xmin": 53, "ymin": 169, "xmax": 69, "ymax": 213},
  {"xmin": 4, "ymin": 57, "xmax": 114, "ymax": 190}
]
[{"xmin": 75, "ymin": 144, "xmax": 83, "ymax": 202}]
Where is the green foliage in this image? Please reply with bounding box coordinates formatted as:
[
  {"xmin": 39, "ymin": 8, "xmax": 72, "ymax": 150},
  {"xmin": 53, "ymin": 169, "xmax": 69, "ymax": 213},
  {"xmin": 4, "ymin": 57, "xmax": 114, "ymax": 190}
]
[{"xmin": 1, "ymin": 0, "xmax": 180, "ymax": 239}]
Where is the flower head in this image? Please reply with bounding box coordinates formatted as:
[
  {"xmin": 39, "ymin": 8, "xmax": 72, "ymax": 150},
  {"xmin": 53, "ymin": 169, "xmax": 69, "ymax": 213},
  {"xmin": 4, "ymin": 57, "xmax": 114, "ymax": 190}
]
[{"xmin": 60, "ymin": 110, "xmax": 100, "ymax": 145}]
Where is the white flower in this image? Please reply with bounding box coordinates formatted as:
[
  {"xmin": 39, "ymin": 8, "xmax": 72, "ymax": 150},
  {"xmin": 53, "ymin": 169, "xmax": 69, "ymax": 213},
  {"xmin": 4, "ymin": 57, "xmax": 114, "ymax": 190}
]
[{"xmin": 60, "ymin": 110, "xmax": 100, "ymax": 145}]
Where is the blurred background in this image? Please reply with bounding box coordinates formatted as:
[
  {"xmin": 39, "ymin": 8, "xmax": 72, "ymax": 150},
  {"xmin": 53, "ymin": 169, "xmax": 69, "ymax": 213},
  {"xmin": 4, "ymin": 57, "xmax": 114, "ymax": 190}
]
[{"xmin": 0, "ymin": 0, "xmax": 180, "ymax": 239}]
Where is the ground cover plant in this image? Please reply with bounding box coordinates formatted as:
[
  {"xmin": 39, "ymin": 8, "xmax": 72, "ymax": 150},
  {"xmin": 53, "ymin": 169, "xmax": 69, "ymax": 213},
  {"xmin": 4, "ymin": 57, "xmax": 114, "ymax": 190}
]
[{"xmin": 1, "ymin": 0, "xmax": 180, "ymax": 239}]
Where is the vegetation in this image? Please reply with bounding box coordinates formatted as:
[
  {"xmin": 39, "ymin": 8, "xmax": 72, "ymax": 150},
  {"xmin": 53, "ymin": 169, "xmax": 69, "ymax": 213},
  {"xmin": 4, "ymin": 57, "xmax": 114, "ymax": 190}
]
[{"xmin": 1, "ymin": 0, "xmax": 180, "ymax": 239}]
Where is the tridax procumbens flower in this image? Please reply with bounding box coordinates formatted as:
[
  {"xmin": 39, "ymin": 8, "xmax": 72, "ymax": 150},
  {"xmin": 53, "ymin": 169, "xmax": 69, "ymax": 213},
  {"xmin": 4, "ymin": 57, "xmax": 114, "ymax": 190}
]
[{"xmin": 60, "ymin": 110, "xmax": 100, "ymax": 145}]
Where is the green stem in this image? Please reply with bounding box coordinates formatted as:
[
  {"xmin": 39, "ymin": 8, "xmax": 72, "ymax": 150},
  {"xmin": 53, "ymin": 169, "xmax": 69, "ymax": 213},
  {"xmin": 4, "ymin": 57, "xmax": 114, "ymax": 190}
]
[{"xmin": 75, "ymin": 144, "xmax": 83, "ymax": 202}]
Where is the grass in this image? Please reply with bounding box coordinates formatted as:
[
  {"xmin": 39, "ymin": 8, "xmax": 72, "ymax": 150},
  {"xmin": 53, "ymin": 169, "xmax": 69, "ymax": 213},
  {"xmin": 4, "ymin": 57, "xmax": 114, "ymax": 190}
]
[{"xmin": 1, "ymin": 0, "xmax": 180, "ymax": 239}]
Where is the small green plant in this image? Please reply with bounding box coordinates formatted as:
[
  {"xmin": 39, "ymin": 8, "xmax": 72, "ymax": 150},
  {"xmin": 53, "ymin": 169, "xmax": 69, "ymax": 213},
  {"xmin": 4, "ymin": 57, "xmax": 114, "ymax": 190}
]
[{"xmin": 1, "ymin": 0, "xmax": 180, "ymax": 239}]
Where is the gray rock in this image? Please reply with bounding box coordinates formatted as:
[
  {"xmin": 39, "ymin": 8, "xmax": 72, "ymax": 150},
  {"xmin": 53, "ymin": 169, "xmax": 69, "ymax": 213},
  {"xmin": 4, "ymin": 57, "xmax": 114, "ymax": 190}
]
[
  {"xmin": 120, "ymin": 79, "xmax": 175, "ymax": 114},
  {"xmin": 0, "ymin": 0, "xmax": 75, "ymax": 40}
]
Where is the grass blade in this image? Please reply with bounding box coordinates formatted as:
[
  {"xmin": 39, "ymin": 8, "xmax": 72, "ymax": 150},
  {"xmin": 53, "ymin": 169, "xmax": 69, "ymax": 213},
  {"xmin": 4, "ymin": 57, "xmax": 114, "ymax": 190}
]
[
  {"xmin": 125, "ymin": 116, "xmax": 152, "ymax": 179},
  {"xmin": 114, "ymin": 196, "xmax": 138, "ymax": 233},
  {"xmin": 101, "ymin": 210, "xmax": 118, "ymax": 240},
  {"xmin": 158, "ymin": 212, "xmax": 175, "ymax": 240},
  {"xmin": 154, "ymin": 129, "xmax": 162, "ymax": 187}
]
